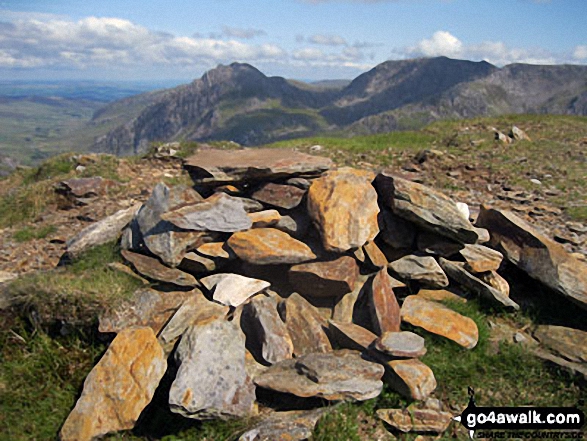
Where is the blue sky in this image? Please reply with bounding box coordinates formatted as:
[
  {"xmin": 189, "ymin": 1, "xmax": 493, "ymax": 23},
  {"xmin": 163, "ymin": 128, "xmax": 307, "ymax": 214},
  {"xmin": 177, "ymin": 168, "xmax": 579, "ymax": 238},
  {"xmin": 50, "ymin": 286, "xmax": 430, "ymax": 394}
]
[{"xmin": 0, "ymin": 0, "xmax": 586, "ymax": 82}]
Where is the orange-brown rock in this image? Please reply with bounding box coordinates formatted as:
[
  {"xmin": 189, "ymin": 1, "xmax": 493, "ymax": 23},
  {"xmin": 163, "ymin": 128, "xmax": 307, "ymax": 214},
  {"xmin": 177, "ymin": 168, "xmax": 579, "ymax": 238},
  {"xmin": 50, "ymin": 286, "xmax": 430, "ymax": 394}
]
[
  {"xmin": 195, "ymin": 241, "xmax": 234, "ymax": 260},
  {"xmin": 376, "ymin": 408, "xmax": 452, "ymax": 433},
  {"xmin": 401, "ymin": 296, "xmax": 478, "ymax": 349},
  {"xmin": 328, "ymin": 320, "xmax": 378, "ymax": 352},
  {"xmin": 289, "ymin": 256, "xmax": 360, "ymax": 298},
  {"xmin": 227, "ymin": 228, "xmax": 316, "ymax": 265},
  {"xmin": 248, "ymin": 209, "xmax": 282, "ymax": 228},
  {"xmin": 384, "ymin": 358, "xmax": 437, "ymax": 400},
  {"xmin": 279, "ymin": 293, "xmax": 331, "ymax": 356},
  {"xmin": 369, "ymin": 269, "xmax": 401, "ymax": 335},
  {"xmin": 307, "ymin": 167, "xmax": 379, "ymax": 253},
  {"xmin": 121, "ymin": 250, "xmax": 198, "ymax": 287},
  {"xmin": 363, "ymin": 241, "xmax": 388, "ymax": 269},
  {"xmin": 459, "ymin": 244, "xmax": 503, "ymax": 273},
  {"xmin": 479, "ymin": 271, "xmax": 510, "ymax": 297},
  {"xmin": 60, "ymin": 327, "xmax": 166, "ymax": 441},
  {"xmin": 416, "ymin": 288, "xmax": 467, "ymax": 303}
]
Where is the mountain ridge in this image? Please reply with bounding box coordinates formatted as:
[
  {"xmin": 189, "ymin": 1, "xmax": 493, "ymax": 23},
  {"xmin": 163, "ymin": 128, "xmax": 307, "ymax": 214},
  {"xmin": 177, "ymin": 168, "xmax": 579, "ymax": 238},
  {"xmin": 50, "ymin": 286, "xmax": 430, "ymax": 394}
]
[{"xmin": 89, "ymin": 57, "xmax": 587, "ymax": 156}]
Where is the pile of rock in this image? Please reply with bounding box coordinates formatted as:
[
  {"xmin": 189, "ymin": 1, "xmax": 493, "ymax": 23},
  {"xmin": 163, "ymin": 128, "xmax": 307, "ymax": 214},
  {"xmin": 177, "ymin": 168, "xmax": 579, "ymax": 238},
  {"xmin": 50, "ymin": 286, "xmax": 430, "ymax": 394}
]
[{"xmin": 60, "ymin": 148, "xmax": 587, "ymax": 441}]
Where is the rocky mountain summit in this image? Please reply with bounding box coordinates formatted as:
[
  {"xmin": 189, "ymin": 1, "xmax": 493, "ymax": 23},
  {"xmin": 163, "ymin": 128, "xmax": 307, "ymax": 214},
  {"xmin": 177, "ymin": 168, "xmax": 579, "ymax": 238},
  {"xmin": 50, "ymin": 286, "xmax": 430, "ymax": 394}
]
[
  {"xmin": 89, "ymin": 57, "xmax": 587, "ymax": 156},
  {"xmin": 33, "ymin": 147, "xmax": 586, "ymax": 440}
]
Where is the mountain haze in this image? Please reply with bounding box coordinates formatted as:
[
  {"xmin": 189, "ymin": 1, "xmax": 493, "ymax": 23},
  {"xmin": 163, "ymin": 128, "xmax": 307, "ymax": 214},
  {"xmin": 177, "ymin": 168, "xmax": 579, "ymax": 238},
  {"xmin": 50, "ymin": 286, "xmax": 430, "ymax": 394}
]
[{"xmin": 90, "ymin": 57, "xmax": 587, "ymax": 155}]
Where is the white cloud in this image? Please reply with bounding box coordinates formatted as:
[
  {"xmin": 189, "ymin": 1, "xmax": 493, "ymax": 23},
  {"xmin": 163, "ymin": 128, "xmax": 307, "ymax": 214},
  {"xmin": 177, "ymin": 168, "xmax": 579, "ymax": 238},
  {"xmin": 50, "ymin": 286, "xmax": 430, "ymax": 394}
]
[
  {"xmin": 293, "ymin": 47, "xmax": 325, "ymax": 60},
  {"xmin": 309, "ymin": 34, "xmax": 347, "ymax": 46},
  {"xmin": 222, "ymin": 26, "xmax": 266, "ymax": 39},
  {"xmin": 414, "ymin": 31, "xmax": 463, "ymax": 57},
  {"xmin": 406, "ymin": 30, "xmax": 565, "ymax": 66},
  {"xmin": 573, "ymin": 45, "xmax": 587, "ymax": 60},
  {"xmin": 0, "ymin": 15, "xmax": 285, "ymax": 69}
]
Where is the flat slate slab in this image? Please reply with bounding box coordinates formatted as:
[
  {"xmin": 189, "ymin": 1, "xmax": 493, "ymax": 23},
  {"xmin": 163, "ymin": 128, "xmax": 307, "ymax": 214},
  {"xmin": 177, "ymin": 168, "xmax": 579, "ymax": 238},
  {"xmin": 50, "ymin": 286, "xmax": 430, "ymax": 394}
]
[
  {"xmin": 185, "ymin": 148, "xmax": 332, "ymax": 185},
  {"xmin": 254, "ymin": 350, "xmax": 384, "ymax": 401}
]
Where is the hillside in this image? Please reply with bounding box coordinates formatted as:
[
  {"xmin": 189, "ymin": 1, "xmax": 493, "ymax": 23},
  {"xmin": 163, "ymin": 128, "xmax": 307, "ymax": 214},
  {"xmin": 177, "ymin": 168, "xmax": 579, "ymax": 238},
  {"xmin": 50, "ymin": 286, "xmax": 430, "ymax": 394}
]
[
  {"xmin": 0, "ymin": 81, "xmax": 183, "ymax": 166},
  {"xmin": 88, "ymin": 57, "xmax": 587, "ymax": 156},
  {"xmin": 0, "ymin": 115, "xmax": 586, "ymax": 440}
]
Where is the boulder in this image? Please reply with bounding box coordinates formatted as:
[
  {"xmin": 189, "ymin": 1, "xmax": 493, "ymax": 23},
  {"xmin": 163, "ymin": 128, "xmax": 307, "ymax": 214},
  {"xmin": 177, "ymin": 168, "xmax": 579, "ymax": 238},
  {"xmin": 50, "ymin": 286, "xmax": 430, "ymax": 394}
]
[
  {"xmin": 289, "ymin": 256, "xmax": 359, "ymax": 298},
  {"xmin": 307, "ymin": 167, "xmax": 379, "ymax": 253},
  {"xmin": 279, "ymin": 293, "xmax": 331, "ymax": 356},
  {"xmin": 332, "ymin": 276, "xmax": 368, "ymax": 323},
  {"xmin": 60, "ymin": 327, "xmax": 166, "ymax": 441},
  {"xmin": 179, "ymin": 252, "xmax": 217, "ymax": 274},
  {"xmin": 66, "ymin": 204, "xmax": 140, "ymax": 258},
  {"xmin": 369, "ymin": 269, "xmax": 401, "ymax": 335},
  {"xmin": 510, "ymin": 125, "xmax": 531, "ymax": 141},
  {"xmin": 242, "ymin": 295, "xmax": 294, "ymax": 364},
  {"xmin": 438, "ymin": 258, "xmax": 519, "ymax": 309},
  {"xmin": 388, "ymin": 255, "xmax": 449, "ymax": 288},
  {"xmin": 227, "ymin": 228, "xmax": 316, "ymax": 265},
  {"xmin": 161, "ymin": 192, "xmax": 252, "ymax": 232},
  {"xmin": 248, "ymin": 209, "xmax": 282, "ymax": 228},
  {"xmin": 196, "ymin": 241, "xmax": 234, "ymax": 260},
  {"xmin": 459, "ymin": 244, "xmax": 503, "ymax": 273},
  {"xmin": 401, "ymin": 296, "xmax": 478, "ymax": 349},
  {"xmin": 478, "ymin": 271, "xmax": 510, "ymax": 297},
  {"xmin": 416, "ymin": 288, "xmax": 467, "ymax": 303},
  {"xmin": 376, "ymin": 408, "xmax": 453, "ymax": 433},
  {"xmin": 375, "ymin": 173, "xmax": 478, "ymax": 244},
  {"xmin": 252, "ymin": 182, "xmax": 306, "ymax": 209},
  {"xmin": 201, "ymin": 273, "xmax": 270, "ymax": 307},
  {"xmin": 99, "ymin": 287, "xmax": 191, "ymax": 334},
  {"xmin": 328, "ymin": 320, "xmax": 378, "ymax": 352},
  {"xmin": 121, "ymin": 250, "xmax": 198, "ymax": 287},
  {"xmin": 169, "ymin": 317, "xmax": 256, "ymax": 419},
  {"xmin": 254, "ymin": 350, "xmax": 384, "ymax": 401},
  {"xmin": 158, "ymin": 293, "xmax": 229, "ymax": 346},
  {"xmin": 135, "ymin": 183, "xmax": 208, "ymax": 266},
  {"xmin": 534, "ymin": 325, "xmax": 587, "ymax": 363},
  {"xmin": 476, "ymin": 206, "xmax": 587, "ymax": 310},
  {"xmin": 362, "ymin": 241, "xmax": 388, "ymax": 269},
  {"xmin": 239, "ymin": 409, "xmax": 329, "ymax": 441},
  {"xmin": 383, "ymin": 358, "xmax": 437, "ymax": 401},
  {"xmin": 374, "ymin": 331, "xmax": 427, "ymax": 358},
  {"xmin": 185, "ymin": 148, "xmax": 332, "ymax": 185}
]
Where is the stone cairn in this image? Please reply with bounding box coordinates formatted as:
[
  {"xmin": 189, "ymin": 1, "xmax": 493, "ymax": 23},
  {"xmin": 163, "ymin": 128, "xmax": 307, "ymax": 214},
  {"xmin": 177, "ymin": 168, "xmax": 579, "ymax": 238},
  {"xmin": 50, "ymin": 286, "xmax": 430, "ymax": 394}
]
[{"xmin": 60, "ymin": 148, "xmax": 587, "ymax": 441}]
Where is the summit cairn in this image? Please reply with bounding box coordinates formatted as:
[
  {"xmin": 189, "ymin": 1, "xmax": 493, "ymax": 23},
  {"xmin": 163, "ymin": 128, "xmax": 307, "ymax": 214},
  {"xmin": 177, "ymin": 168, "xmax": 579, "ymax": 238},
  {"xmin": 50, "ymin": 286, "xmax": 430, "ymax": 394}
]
[{"xmin": 60, "ymin": 147, "xmax": 587, "ymax": 440}]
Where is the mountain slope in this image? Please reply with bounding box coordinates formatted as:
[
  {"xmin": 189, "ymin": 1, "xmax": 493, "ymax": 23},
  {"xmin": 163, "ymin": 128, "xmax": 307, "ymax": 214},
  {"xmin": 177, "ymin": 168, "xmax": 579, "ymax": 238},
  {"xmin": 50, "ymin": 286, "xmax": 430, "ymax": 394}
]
[{"xmin": 89, "ymin": 58, "xmax": 587, "ymax": 155}]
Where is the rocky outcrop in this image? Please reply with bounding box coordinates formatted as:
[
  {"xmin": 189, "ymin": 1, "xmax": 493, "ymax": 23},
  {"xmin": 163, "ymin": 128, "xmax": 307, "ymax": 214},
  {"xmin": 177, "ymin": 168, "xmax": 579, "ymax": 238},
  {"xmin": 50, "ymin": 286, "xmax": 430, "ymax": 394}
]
[
  {"xmin": 375, "ymin": 173, "xmax": 478, "ymax": 243},
  {"xmin": 476, "ymin": 206, "xmax": 587, "ymax": 310}
]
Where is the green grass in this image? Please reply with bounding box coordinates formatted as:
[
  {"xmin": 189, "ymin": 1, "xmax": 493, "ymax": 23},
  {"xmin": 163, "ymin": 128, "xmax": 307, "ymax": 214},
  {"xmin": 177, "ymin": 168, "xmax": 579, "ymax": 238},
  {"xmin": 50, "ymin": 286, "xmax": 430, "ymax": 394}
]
[
  {"xmin": 13, "ymin": 224, "xmax": 57, "ymax": 242},
  {"xmin": 0, "ymin": 153, "xmax": 122, "ymax": 228},
  {"xmin": 5, "ymin": 241, "xmax": 143, "ymax": 326},
  {"xmin": 0, "ymin": 319, "xmax": 106, "ymax": 441}
]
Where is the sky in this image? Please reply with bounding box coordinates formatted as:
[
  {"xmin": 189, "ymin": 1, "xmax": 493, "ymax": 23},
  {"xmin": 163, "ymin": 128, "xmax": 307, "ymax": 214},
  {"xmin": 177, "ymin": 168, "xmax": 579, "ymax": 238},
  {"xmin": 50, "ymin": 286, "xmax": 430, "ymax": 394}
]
[{"xmin": 0, "ymin": 0, "xmax": 586, "ymax": 83}]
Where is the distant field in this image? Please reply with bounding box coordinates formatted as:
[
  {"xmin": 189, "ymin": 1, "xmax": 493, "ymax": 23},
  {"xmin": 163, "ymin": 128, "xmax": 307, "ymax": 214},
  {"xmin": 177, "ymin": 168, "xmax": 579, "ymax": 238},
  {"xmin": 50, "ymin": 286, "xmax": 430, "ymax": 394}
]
[{"xmin": 0, "ymin": 80, "xmax": 181, "ymax": 165}]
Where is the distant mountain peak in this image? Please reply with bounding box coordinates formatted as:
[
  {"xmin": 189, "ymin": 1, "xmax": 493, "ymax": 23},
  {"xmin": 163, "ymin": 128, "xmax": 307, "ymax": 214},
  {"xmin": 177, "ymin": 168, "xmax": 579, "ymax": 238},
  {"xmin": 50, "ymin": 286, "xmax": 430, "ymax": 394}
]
[{"xmin": 89, "ymin": 57, "xmax": 587, "ymax": 156}]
